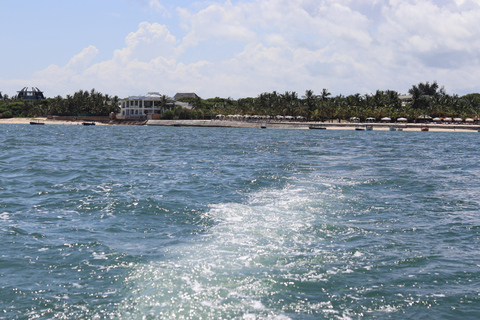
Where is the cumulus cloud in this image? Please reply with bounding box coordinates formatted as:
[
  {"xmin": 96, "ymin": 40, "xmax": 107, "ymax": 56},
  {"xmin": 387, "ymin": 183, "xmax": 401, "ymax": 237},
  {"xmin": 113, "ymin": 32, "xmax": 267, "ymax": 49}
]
[
  {"xmin": 149, "ymin": 0, "xmax": 170, "ymax": 16},
  {"xmin": 66, "ymin": 45, "xmax": 99, "ymax": 72},
  {"xmin": 23, "ymin": 0, "xmax": 480, "ymax": 98}
]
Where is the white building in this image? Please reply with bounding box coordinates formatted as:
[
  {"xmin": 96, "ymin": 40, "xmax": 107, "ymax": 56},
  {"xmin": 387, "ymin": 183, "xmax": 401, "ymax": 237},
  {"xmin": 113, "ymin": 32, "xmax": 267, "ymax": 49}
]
[{"xmin": 117, "ymin": 92, "xmax": 175, "ymax": 119}]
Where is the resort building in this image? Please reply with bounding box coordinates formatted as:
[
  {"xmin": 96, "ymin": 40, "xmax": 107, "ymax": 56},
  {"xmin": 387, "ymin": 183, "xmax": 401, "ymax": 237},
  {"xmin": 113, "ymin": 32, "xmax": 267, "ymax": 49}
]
[
  {"xmin": 399, "ymin": 94, "xmax": 413, "ymax": 107},
  {"xmin": 174, "ymin": 92, "xmax": 200, "ymax": 100},
  {"xmin": 17, "ymin": 87, "xmax": 45, "ymax": 101},
  {"xmin": 117, "ymin": 92, "xmax": 175, "ymax": 119}
]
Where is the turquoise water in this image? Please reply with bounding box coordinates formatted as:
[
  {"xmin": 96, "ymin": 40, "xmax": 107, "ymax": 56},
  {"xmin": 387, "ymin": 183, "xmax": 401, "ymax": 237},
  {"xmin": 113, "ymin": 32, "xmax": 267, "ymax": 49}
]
[{"xmin": 1, "ymin": 124, "xmax": 480, "ymax": 319}]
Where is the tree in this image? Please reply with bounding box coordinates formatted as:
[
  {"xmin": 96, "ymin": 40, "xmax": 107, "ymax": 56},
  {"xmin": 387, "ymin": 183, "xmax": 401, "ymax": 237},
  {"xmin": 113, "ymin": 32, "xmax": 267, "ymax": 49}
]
[{"xmin": 302, "ymin": 89, "xmax": 316, "ymax": 118}]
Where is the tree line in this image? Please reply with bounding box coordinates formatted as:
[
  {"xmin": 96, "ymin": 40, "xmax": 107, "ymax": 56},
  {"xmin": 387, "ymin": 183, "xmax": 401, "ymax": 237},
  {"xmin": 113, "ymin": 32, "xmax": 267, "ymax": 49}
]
[
  {"xmin": 176, "ymin": 82, "xmax": 480, "ymax": 122},
  {"xmin": 0, "ymin": 89, "xmax": 120, "ymax": 118},
  {"xmin": 1, "ymin": 82, "xmax": 480, "ymax": 121}
]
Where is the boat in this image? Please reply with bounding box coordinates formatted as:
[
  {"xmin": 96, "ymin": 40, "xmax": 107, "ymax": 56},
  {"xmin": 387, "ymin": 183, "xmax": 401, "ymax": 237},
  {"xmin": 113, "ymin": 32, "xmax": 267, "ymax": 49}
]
[
  {"xmin": 355, "ymin": 124, "xmax": 365, "ymax": 131},
  {"xmin": 366, "ymin": 125, "xmax": 373, "ymax": 131},
  {"xmin": 389, "ymin": 125, "xmax": 396, "ymax": 131},
  {"xmin": 421, "ymin": 125, "xmax": 429, "ymax": 131},
  {"xmin": 260, "ymin": 123, "xmax": 267, "ymax": 129},
  {"xmin": 309, "ymin": 124, "xmax": 326, "ymax": 130},
  {"xmin": 30, "ymin": 119, "xmax": 45, "ymax": 125},
  {"xmin": 82, "ymin": 122, "xmax": 95, "ymax": 126}
]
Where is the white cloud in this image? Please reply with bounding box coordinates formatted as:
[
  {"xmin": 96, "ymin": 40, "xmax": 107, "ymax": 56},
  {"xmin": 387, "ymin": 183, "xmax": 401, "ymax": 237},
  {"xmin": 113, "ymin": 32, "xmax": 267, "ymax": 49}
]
[
  {"xmin": 14, "ymin": 0, "xmax": 480, "ymax": 98},
  {"xmin": 149, "ymin": 0, "xmax": 170, "ymax": 17},
  {"xmin": 120, "ymin": 22, "xmax": 179, "ymax": 62},
  {"xmin": 66, "ymin": 45, "xmax": 99, "ymax": 72}
]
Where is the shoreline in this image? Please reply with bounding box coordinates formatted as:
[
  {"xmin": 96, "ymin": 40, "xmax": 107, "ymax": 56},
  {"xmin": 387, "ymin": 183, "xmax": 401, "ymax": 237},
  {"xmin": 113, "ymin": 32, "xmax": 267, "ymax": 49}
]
[
  {"xmin": 0, "ymin": 118, "xmax": 108, "ymax": 126},
  {"xmin": 1, "ymin": 118, "xmax": 479, "ymax": 132},
  {"xmin": 146, "ymin": 119, "xmax": 480, "ymax": 132}
]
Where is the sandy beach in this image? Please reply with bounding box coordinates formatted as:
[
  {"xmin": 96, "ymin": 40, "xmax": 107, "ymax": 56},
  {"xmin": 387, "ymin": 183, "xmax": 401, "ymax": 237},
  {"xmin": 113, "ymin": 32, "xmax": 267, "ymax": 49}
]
[
  {"xmin": 146, "ymin": 119, "xmax": 480, "ymax": 132},
  {"xmin": 0, "ymin": 118, "xmax": 108, "ymax": 125},
  {"xmin": 1, "ymin": 118, "xmax": 479, "ymax": 132}
]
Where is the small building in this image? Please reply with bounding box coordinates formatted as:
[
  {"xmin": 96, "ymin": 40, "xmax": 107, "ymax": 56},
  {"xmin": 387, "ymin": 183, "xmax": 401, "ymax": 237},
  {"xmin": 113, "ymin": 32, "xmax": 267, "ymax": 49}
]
[
  {"xmin": 174, "ymin": 93, "xmax": 200, "ymax": 100},
  {"xmin": 117, "ymin": 92, "xmax": 175, "ymax": 119},
  {"xmin": 17, "ymin": 87, "xmax": 45, "ymax": 101},
  {"xmin": 399, "ymin": 94, "xmax": 413, "ymax": 107}
]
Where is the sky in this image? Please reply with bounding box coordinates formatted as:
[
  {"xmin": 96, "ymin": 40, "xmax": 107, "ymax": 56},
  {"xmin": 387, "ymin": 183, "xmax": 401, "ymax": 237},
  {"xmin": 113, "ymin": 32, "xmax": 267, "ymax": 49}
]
[{"xmin": 2, "ymin": 0, "xmax": 480, "ymax": 99}]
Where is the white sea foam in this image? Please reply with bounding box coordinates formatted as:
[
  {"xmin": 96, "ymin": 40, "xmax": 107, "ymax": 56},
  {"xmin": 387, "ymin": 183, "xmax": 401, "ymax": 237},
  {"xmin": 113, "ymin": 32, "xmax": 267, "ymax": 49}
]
[
  {"xmin": 118, "ymin": 178, "xmax": 335, "ymax": 318},
  {"xmin": 0, "ymin": 212, "xmax": 10, "ymax": 221}
]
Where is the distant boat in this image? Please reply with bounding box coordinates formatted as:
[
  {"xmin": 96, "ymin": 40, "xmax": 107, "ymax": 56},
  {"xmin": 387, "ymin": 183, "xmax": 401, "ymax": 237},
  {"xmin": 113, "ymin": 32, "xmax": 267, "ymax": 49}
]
[
  {"xmin": 366, "ymin": 125, "xmax": 373, "ymax": 131},
  {"xmin": 82, "ymin": 122, "xmax": 95, "ymax": 126},
  {"xmin": 30, "ymin": 119, "xmax": 44, "ymax": 125},
  {"xmin": 421, "ymin": 125, "xmax": 429, "ymax": 131},
  {"xmin": 355, "ymin": 124, "xmax": 365, "ymax": 131},
  {"xmin": 389, "ymin": 125, "xmax": 396, "ymax": 131},
  {"xmin": 309, "ymin": 124, "xmax": 326, "ymax": 130},
  {"xmin": 261, "ymin": 123, "xmax": 267, "ymax": 129}
]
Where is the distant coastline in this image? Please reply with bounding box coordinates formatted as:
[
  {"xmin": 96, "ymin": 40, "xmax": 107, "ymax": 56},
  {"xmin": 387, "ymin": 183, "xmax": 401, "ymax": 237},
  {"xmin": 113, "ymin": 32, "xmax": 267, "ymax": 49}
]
[
  {"xmin": 2, "ymin": 117, "xmax": 479, "ymax": 132},
  {"xmin": 0, "ymin": 118, "xmax": 108, "ymax": 125},
  {"xmin": 146, "ymin": 119, "xmax": 480, "ymax": 132}
]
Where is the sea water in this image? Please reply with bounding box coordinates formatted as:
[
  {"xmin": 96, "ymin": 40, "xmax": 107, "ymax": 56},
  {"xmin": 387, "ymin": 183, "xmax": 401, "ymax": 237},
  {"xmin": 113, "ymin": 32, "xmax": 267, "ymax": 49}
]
[{"xmin": 1, "ymin": 124, "xmax": 479, "ymax": 319}]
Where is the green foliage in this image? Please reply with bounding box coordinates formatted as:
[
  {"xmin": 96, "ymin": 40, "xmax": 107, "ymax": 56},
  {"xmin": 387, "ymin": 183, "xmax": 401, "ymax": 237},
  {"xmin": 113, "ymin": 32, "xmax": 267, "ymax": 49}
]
[
  {"xmin": 0, "ymin": 101, "xmax": 23, "ymax": 117},
  {"xmin": 161, "ymin": 110, "xmax": 175, "ymax": 119},
  {"xmin": 2, "ymin": 110, "xmax": 12, "ymax": 118},
  {"xmin": 1, "ymin": 83, "xmax": 478, "ymax": 121},
  {"xmin": 175, "ymin": 83, "xmax": 480, "ymax": 122},
  {"xmin": 0, "ymin": 88, "xmax": 120, "ymax": 118}
]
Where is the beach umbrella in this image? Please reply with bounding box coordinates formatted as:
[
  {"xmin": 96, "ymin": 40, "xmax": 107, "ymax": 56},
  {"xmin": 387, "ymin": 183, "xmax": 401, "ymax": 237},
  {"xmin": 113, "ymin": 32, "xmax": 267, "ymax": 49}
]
[
  {"xmin": 454, "ymin": 118, "xmax": 463, "ymax": 122},
  {"xmin": 465, "ymin": 118, "xmax": 474, "ymax": 122},
  {"xmin": 285, "ymin": 115, "xmax": 294, "ymax": 119},
  {"xmin": 443, "ymin": 117, "xmax": 452, "ymax": 121},
  {"xmin": 381, "ymin": 117, "xmax": 391, "ymax": 122},
  {"xmin": 366, "ymin": 117, "xmax": 375, "ymax": 122},
  {"xmin": 432, "ymin": 117, "xmax": 442, "ymax": 122},
  {"xmin": 397, "ymin": 117, "xmax": 407, "ymax": 122}
]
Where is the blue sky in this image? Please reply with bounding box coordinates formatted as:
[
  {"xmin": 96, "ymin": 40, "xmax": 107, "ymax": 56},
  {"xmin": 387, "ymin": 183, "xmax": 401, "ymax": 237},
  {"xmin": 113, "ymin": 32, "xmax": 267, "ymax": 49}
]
[{"xmin": 2, "ymin": 0, "xmax": 480, "ymax": 99}]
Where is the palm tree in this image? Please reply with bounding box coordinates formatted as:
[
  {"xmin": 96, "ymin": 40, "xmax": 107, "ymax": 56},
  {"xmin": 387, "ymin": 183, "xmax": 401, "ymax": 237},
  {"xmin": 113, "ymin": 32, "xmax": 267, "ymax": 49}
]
[
  {"xmin": 302, "ymin": 89, "xmax": 316, "ymax": 119},
  {"xmin": 319, "ymin": 88, "xmax": 331, "ymax": 101}
]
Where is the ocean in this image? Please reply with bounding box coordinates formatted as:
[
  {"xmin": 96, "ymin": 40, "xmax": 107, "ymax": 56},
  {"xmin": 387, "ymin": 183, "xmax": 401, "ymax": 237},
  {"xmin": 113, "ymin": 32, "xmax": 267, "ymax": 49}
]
[{"xmin": 1, "ymin": 124, "xmax": 479, "ymax": 319}]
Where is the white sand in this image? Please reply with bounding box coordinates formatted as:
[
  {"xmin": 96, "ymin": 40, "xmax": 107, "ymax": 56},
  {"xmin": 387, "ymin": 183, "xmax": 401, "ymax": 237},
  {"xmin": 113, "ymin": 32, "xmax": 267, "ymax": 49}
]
[
  {"xmin": 1, "ymin": 118, "xmax": 478, "ymax": 132},
  {"xmin": 0, "ymin": 118, "xmax": 108, "ymax": 125}
]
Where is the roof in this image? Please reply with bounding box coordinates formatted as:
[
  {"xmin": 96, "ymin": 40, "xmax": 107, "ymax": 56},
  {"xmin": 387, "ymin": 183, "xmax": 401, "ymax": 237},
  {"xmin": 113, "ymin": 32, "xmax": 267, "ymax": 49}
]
[
  {"xmin": 174, "ymin": 93, "xmax": 200, "ymax": 100},
  {"xmin": 17, "ymin": 87, "xmax": 45, "ymax": 100},
  {"xmin": 123, "ymin": 92, "xmax": 174, "ymax": 102},
  {"xmin": 398, "ymin": 94, "xmax": 413, "ymax": 100}
]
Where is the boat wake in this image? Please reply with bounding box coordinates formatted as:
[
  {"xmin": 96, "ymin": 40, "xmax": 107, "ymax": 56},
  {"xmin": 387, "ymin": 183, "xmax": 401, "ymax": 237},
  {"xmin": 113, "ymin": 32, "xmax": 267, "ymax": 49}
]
[{"xmin": 116, "ymin": 177, "xmax": 349, "ymax": 319}]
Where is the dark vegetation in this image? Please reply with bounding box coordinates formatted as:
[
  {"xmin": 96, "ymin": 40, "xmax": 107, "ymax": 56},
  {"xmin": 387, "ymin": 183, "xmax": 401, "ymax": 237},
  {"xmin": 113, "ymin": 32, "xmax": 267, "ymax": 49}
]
[
  {"xmin": 186, "ymin": 82, "xmax": 480, "ymax": 121},
  {"xmin": 0, "ymin": 89, "xmax": 119, "ymax": 118},
  {"xmin": 2, "ymin": 82, "xmax": 480, "ymax": 121}
]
